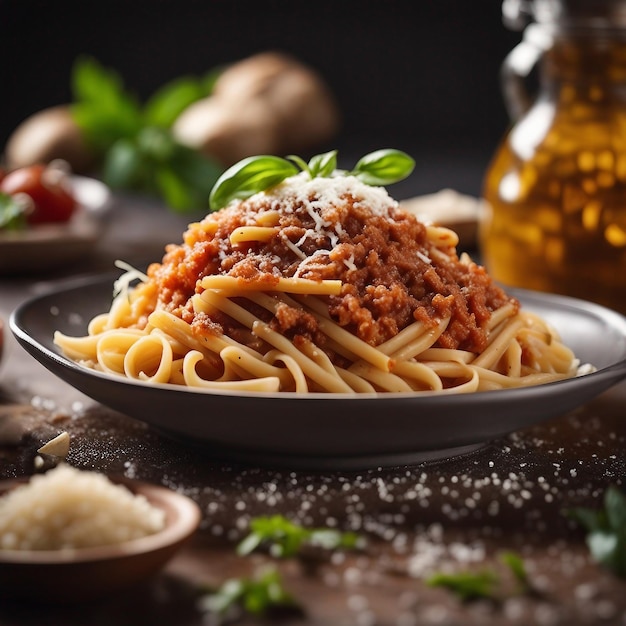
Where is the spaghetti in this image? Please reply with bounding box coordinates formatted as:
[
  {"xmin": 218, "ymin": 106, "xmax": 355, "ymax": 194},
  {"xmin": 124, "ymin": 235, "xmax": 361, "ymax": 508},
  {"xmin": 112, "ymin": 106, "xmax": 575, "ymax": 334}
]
[{"xmin": 54, "ymin": 171, "xmax": 583, "ymax": 394}]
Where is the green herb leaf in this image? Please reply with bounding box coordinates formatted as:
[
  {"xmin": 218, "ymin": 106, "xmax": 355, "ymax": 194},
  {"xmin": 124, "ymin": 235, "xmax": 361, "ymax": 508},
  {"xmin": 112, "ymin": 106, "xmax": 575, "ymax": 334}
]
[
  {"xmin": 70, "ymin": 56, "xmax": 223, "ymax": 213},
  {"xmin": 71, "ymin": 55, "xmax": 143, "ymax": 152},
  {"xmin": 209, "ymin": 156, "xmax": 298, "ymax": 211},
  {"xmin": 0, "ymin": 193, "xmax": 28, "ymax": 230},
  {"xmin": 350, "ymin": 148, "xmax": 415, "ymax": 186},
  {"xmin": 101, "ymin": 127, "xmax": 221, "ymax": 211},
  {"xmin": 101, "ymin": 138, "xmax": 146, "ymax": 190},
  {"xmin": 199, "ymin": 567, "xmax": 301, "ymax": 621},
  {"xmin": 426, "ymin": 551, "xmax": 536, "ymax": 603},
  {"xmin": 427, "ymin": 569, "xmax": 499, "ymax": 602},
  {"xmin": 499, "ymin": 551, "xmax": 529, "ymax": 591},
  {"xmin": 208, "ymin": 148, "xmax": 415, "ymax": 211},
  {"xmin": 160, "ymin": 144, "xmax": 222, "ymax": 212},
  {"xmin": 568, "ymin": 485, "xmax": 626, "ymax": 578},
  {"xmin": 143, "ymin": 69, "xmax": 221, "ymax": 129},
  {"xmin": 307, "ymin": 149, "xmax": 337, "ymax": 178},
  {"xmin": 236, "ymin": 514, "xmax": 362, "ymax": 558},
  {"xmin": 606, "ymin": 485, "xmax": 626, "ymax": 530}
]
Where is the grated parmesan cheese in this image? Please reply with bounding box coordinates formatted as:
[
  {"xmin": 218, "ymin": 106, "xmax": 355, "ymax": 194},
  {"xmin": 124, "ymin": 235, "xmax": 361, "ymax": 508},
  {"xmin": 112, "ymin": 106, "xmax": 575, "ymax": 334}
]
[
  {"xmin": 251, "ymin": 172, "xmax": 397, "ymax": 216},
  {"xmin": 0, "ymin": 464, "xmax": 165, "ymax": 551},
  {"xmin": 243, "ymin": 173, "xmax": 397, "ymax": 262}
]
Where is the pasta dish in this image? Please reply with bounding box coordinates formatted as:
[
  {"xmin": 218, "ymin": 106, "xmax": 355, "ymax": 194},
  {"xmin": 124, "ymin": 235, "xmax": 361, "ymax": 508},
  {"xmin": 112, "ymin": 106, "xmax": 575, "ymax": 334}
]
[{"xmin": 54, "ymin": 156, "xmax": 583, "ymax": 395}]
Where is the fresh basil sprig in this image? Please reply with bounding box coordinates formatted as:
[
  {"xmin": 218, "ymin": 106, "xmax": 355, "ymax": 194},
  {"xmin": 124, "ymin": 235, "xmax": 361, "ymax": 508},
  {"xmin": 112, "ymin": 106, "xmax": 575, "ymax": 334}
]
[
  {"xmin": 71, "ymin": 55, "xmax": 222, "ymax": 212},
  {"xmin": 208, "ymin": 148, "xmax": 415, "ymax": 210},
  {"xmin": 287, "ymin": 149, "xmax": 338, "ymax": 179},
  {"xmin": 568, "ymin": 485, "xmax": 626, "ymax": 577}
]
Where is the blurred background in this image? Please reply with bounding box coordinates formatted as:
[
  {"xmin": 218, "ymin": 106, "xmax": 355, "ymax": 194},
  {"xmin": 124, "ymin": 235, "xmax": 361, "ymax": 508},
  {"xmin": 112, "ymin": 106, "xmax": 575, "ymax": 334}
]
[{"xmin": 0, "ymin": 0, "xmax": 521, "ymax": 201}]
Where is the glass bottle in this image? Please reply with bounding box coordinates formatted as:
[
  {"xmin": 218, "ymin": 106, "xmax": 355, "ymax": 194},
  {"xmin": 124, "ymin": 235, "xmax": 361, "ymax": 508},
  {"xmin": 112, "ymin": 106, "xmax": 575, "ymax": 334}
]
[{"xmin": 481, "ymin": 0, "xmax": 626, "ymax": 314}]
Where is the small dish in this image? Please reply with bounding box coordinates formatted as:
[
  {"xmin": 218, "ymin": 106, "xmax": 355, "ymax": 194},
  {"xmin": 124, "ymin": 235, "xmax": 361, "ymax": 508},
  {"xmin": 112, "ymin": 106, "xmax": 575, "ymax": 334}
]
[
  {"xmin": 400, "ymin": 188, "xmax": 485, "ymax": 249},
  {"xmin": 0, "ymin": 475, "xmax": 201, "ymax": 603},
  {"xmin": 0, "ymin": 175, "xmax": 112, "ymax": 274}
]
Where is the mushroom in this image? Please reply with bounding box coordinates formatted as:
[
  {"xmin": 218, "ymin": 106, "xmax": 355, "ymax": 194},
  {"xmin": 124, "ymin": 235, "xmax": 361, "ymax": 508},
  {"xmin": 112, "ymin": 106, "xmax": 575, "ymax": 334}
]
[
  {"xmin": 173, "ymin": 52, "xmax": 340, "ymax": 167},
  {"xmin": 172, "ymin": 97, "xmax": 282, "ymax": 168},
  {"xmin": 4, "ymin": 105, "xmax": 96, "ymax": 174}
]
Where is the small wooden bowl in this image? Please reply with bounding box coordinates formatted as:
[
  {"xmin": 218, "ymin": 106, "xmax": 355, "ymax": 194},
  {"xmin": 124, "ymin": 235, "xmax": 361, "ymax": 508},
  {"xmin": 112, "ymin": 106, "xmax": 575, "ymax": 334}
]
[{"xmin": 0, "ymin": 476, "xmax": 201, "ymax": 603}]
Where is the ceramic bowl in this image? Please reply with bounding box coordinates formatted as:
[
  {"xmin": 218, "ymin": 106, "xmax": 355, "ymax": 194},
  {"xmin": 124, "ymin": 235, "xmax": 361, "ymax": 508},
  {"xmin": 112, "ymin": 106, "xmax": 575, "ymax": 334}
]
[{"xmin": 0, "ymin": 475, "xmax": 201, "ymax": 603}]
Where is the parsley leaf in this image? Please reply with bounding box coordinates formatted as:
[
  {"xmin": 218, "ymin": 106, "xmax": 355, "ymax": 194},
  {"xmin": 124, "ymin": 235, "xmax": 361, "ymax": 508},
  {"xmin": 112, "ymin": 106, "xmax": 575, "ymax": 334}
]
[
  {"xmin": 426, "ymin": 550, "xmax": 534, "ymax": 602},
  {"xmin": 427, "ymin": 569, "xmax": 499, "ymax": 602},
  {"xmin": 198, "ymin": 567, "xmax": 301, "ymax": 622},
  {"xmin": 236, "ymin": 514, "xmax": 362, "ymax": 558}
]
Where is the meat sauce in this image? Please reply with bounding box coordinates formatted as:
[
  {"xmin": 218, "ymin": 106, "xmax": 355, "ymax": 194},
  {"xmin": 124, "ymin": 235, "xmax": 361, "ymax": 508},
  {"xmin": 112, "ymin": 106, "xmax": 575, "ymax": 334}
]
[{"xmin": 145, "ymin": 176, "xmax": 517, "ymax": 355}]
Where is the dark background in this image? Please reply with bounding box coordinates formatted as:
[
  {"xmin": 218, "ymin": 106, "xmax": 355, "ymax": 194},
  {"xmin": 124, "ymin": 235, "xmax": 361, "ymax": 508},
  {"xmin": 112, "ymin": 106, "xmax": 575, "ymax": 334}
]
[{"xmin": 0, "ymin": 0, "xmax": 523, "ymax": 199}]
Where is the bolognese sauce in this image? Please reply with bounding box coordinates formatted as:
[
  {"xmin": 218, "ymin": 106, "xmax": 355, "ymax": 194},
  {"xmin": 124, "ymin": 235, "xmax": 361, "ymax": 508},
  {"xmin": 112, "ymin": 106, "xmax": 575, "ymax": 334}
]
[{"xmin": 146, "ymin": 173, "xmax": 517, "ymax": 356}]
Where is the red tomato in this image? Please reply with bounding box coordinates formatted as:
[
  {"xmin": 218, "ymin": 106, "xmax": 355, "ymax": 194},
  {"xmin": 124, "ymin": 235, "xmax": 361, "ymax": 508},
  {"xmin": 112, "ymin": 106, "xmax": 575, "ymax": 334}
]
[{"xmin": 0, "ymin": 164, "xmax": 77, "ymax": 224}]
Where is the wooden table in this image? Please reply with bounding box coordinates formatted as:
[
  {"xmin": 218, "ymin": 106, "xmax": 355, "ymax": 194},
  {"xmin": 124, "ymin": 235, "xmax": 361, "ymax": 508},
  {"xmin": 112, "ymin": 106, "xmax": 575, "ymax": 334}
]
[{"xmin": 1, "ymin": 194, "xmax": 625, "ymax": 625}]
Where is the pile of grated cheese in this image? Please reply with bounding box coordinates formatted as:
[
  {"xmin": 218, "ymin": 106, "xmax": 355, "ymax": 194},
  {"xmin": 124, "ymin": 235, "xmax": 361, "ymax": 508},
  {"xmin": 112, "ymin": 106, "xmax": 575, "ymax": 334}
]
[
  {"xmin": 254, "ymin": 172, "xmax": 397, "ymax": 216},
  {"xmin": 0, "ymin": 464, "xmax": 165, "ymax": 551}
]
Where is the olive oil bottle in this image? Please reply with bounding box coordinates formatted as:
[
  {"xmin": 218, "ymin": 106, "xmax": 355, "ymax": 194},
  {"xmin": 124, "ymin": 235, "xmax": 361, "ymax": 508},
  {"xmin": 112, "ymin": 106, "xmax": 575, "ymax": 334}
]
[{"xmin": 481, "ymin": 0, "xmax": 626, "ymax": 313}]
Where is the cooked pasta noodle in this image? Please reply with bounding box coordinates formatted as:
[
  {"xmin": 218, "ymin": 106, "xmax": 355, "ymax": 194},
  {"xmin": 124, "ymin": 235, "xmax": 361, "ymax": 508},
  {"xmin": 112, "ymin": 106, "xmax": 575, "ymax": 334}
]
[{"xmin": 54, "ymin": 171, "xmax": 587, "ymax": 394}]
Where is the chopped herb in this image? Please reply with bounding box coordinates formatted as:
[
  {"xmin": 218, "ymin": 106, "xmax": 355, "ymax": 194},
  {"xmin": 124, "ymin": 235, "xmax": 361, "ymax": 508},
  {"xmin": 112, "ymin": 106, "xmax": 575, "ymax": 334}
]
[
  {"xmin": 208, "ymin": 148, "xmax": 415, "ymax": 210},
  {"xmin": 427, "ymin": 568, "xmax": 499, "ymax": 602},
  {"xmin": 568, "ymin": 485, "xmax": 626, "ymax": 578},
  {"xmin": 198, "ymin": 567, "xmax": 301, "ymax": 622},
  {"xmin": 236, "ymin": 513, "xmax": 362, "ymax": 558},
  {"xmin": 499, "ymin": 550, "xmax": 531, "ymax": 592},
  {"xmin": 426, "ymin": 550, "xmax": 534, "ymax": 602}
]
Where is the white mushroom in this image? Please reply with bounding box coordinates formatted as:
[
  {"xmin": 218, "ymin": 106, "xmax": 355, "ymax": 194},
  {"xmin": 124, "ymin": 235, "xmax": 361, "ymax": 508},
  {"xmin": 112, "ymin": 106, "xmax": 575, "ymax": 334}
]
[{"xmin": 4, "ymin": 105, "xmax": 96, "ymax": 174}]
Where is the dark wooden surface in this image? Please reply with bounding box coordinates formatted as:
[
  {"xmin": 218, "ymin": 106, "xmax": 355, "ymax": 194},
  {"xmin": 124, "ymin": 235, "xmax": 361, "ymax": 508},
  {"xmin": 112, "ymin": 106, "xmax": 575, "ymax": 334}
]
[{"xmin": 1, "ymin": 191, "xmax": 626, "ymax": 625}]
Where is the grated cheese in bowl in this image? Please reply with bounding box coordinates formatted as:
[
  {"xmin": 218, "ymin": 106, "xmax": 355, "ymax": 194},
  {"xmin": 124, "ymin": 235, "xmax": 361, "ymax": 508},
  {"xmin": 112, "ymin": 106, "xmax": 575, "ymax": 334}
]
[{"xmin": 0, "ymin": 464, "xmax": 166, "ymax": 551}]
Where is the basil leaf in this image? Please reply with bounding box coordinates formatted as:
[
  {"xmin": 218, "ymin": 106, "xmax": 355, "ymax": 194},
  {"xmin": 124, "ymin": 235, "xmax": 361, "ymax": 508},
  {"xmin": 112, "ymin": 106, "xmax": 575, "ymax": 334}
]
[
  {"xmin": 286, "ymin": 154, "xmax": 309, "ymax": 175},
  {"xmin": 351, "ymin": 148, "xmax": 415, "ymax": 185},
  {"xmin": 71, "ymin": 56, "xmax": 143, "ymax": 151},
  {"xmin": 102, "ymin": 139, "xmax": 146, "ymax": 190},
  {"xmin": 308, "ymin": 150, "xmax": 337, "ymax": 178},
  {"xmin": 286, "ymin": 151, "xmax": 337, "ymax": 179},
  {"xmin": 161, "ymin": 146, "xmax": 221, "ymax": 211},
  {"xmin": 606, "ymin": 485, "xmax": 626, "ymax": 531},
  {"xmin": 136, "ymin": 126, "xmax": 177, "ymax": 163},
  {"xmin": 71, "ymin": 55, "xmax": 123, "ymax": 106},
  {"xmin": 143, "ymin": 70, "xmax": 220, "ymax": 129},
  {"xmin": 0, "ymin": 193, "xmax": 27, "ymax": 230},
  {"xmin": 209, "ymin": 155, "xmax": 298, "ymax": 211},
  {"xmin": 567, "ymin": 486, "xmax": 626, "ymax": 578},
  {"xmin": 153, "ymin": 165, "xmax": 195, "ymax": 211}
]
